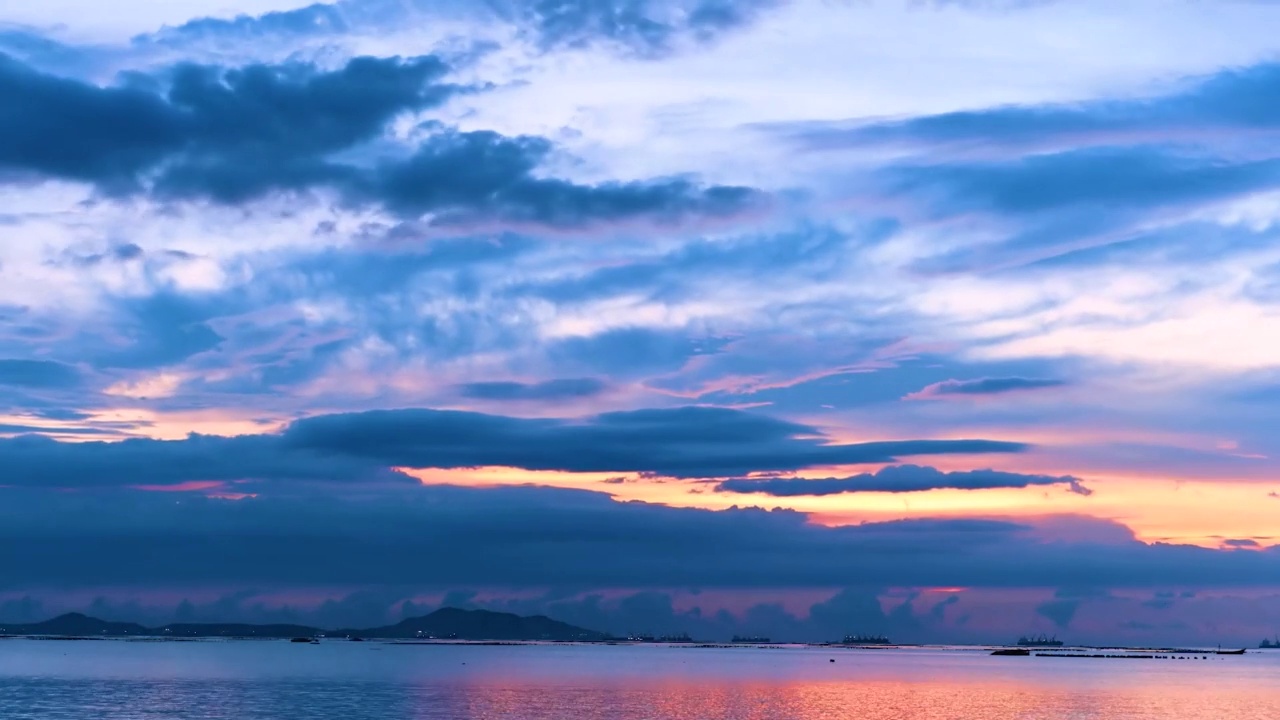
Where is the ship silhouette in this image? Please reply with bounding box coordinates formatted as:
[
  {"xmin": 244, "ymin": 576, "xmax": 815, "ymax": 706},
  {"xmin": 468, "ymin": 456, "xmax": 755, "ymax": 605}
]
[
  {"xmin": 1017, "ymin": 634, "xmax": 1064, "ymax": 647},
  {"xmin": 842, "ymin": 634, "xmax": 891, "ymax": 645}
]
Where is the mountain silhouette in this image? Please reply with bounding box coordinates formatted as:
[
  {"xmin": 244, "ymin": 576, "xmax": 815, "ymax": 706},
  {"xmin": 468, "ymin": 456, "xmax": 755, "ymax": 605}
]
[
  {"xmin": 0, "ymin": 612, "xmax": 149, "ymax": 637},
  {"xmin": 0, "ymin": 608, "xmax": 604, "ymax": 641},
  {"xmin": 336, "ymin": 607, "xmax": 607, "ymax": 640}
]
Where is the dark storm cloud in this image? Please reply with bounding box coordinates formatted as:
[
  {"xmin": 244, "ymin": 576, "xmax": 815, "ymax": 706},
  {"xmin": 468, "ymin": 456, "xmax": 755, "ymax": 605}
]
[
  {"xmin": 0, "ymin": 405, "xmax": 1024, "ymax": 487},
  {"xmin": 0, "ymin": 54, "xmax": 760, "ymax": 225},
  {"xmin": 1, "ymin": 483, "xmax": 1278, "ymax": 590},
  {"xmin": 0, "ymin": 53, "xmax": 186, "ymax": 188},
  {"xmin": 0, "ymin": 360, "xmax": 81, "ymax": 388},
  {"xmin": 0, "ymin": 51, "xmax": 450, "ymax": 193},
  {"xmin": 909, "ymin": 376, "xmax": 1066, "ymax": 399},
  {"xmin": 715, "ymin": 465, "xmax": 1090, "ymax": 497},
  {"xmin": 151, "ymin": 54, "xmax": 457, "ymax": 203},
  {"xmin": 279, "ymin": 406, "xmax": 1027, "ymax": 477},
  {"xmin": 458, "ymin": 377, "xmax": 607, "ymax": 400},
  {"xmin": 0, "ymin": 433, "xmax": 406, "ymax": 488},
  {"xmin": 363, "ymin": 129, "xmax": 761, "ymax": 225}
]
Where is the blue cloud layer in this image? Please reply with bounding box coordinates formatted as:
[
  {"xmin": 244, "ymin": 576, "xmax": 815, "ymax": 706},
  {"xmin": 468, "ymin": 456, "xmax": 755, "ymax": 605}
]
[
  {"xmin": 140, "ymin": 0, "xmax": 785, "ymax": 58},
  {"xmin": 0, "ymin": 52, "xmax": 759, "ymax": 226},
  {"xmin": 715, "ymin": 465, "xmax": 1090, "ymax": 496},
  {"xmin": 1, "ymin": 483, "xmax": 1276, "ymax": 591},
  {"xmin": 3, "ymin": 0, "xmax": 1280, "ymax": 637}
]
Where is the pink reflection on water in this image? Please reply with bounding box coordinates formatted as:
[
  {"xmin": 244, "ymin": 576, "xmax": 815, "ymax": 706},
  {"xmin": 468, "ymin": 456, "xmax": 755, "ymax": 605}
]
[{"xmin": 413, "ymin": 675, "xmax": 1280, "ymax": 720}]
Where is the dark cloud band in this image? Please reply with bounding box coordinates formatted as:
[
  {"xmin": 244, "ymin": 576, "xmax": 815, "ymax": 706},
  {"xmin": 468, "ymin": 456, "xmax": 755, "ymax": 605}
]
[
  {"xmin": 715, "ymin": 465, "xmax": 1091, "ymax": 496},
  {"xmin": 0, "ymin": 406, "xmax": 1028, "ymax": 487},
  {"xmin": 0, "ymin": 54, "xmax": 761, "ymax": 227}
]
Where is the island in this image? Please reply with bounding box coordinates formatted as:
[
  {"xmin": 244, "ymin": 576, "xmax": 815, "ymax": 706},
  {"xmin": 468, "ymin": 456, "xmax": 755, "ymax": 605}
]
[{"xmin": 0, "ymin": 607, "xmax": 606, "ymax": 642}]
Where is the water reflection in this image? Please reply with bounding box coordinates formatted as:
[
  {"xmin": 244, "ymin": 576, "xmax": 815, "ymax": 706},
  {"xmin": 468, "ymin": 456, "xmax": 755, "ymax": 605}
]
[
  {"xmin": 409, "ymin": 679, "xmax": 1280, "ymax": 720},
  {"xmin": 1, "ymin": 642, "xmax": 1278, "ymax": 719}
]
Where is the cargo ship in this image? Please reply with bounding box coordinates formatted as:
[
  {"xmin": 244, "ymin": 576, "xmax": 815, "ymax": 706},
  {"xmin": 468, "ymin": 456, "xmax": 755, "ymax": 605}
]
[
  {"xmin": 842, "ymin": 634, "xmax": 892, "ymax": 645},
  {"xmin": 1016, "ymin": 634, "xmax": 1064, "ymax": 647}
]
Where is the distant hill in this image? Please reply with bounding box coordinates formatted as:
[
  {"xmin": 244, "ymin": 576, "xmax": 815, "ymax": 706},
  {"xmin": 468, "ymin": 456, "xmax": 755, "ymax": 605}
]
[
  {"xmin": 0, "ymin": 608, "xmax": 604, "ymax": 641},
  {"xmin": 0, "ymin": 612, "xmax": 149, "ymax": 637},
  {"xmin": 338, "ymin": 607, "xmax": 607, "ymax": 641}
]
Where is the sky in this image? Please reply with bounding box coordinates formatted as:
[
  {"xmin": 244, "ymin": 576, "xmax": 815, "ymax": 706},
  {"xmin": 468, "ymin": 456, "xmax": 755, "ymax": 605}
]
[{"xmin": 2, "ymin": 0, "xmax": 1280, "ymax": 645}]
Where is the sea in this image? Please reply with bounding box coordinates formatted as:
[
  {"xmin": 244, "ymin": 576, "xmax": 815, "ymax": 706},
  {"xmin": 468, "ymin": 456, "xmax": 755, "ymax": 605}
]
[{"xmin": 0, "ymin": 640, "xmax": 1277, "ymax": 719}]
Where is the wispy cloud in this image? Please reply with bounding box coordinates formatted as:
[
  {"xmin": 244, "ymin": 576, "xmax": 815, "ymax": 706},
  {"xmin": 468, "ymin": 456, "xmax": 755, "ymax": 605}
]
[
  {"xmin": 715, "ymin": 465, "xmax": 1090, "ymax": 497},
  {"xmin": 906, "ymin": 377, "xmax": 1066, "ymax": 400}
]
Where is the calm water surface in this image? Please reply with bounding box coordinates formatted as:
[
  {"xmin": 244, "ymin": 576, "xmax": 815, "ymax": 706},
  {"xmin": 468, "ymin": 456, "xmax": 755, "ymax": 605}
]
[{"xmin": 0, "ymin": 640, "xmax": 1276, "ymax": 719}]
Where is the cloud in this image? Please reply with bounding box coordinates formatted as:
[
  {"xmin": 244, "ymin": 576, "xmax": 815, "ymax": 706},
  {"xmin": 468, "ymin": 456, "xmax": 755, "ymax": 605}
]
[
  {"xmin": 0, "ymin": 424, "xmax": 113, "ymax": 436},
  {"xmin": 0, "ymin": 54, "xmax": 760, "ymax": 227},
  {"xmin": 884, "ymin": 149, "xmax": 1280, "ymax": 217},
  {"xmin": 715, "ymin": 465, "xmax": 1090, "ymax": 497},
  {"xmin": 1034, "ymin": 598, "xmax": 1079, "ymax": 629},
  {"xmin": 0, "ymin": 52, "xmax": 453, "ymax": 194},
  {"xmin": 457, "ymin": 378, "xmax": 607, "ymax": 401},
  {"xmin": 0, "ymin": 405, "xmax": 1027, "ymax": 487},
  {"xmin": 0, "ymin": 483, "xmax": 1278, "ymax": 591},
  {"xmin": 523, "ymin": 0, "xmax": 784, "ymax": 56},
  {"xmin": 279, "ymin": 406, "xmax": 1027, "ymax": 478},
  {"xmin": 547, "ymin": 328, "xmax": 730, "ymax": 377},
  {"xmin": 762, "ymin": 61, "xmax": 1280, "ymax": 272},
  {"xmin": 139, "ymin": 0, "xmax": 785, "ymax": 58},
  {"xmin": 1142, "ymin": 590, "xmax": 1177, "ymax": 610},
  {"xmin": 782, "ymin": 62, "xmax": 1280, "ymax": 154},
  {"xmin": 0, "ymin": 360, "xmax": 81, "ymax": 388},
  {"xmin": 0, "ymin": 432, "xmax": 407, "ymax": 489},
  {"xmin": 364, "ymin": 129, "xmax": 762, "ymax": 226},
  {"xmin": 143, "ymin": 3, "xmax": 350, "ymax": 47},
  {"xmin": 906, "ymin": 377, "xmax": 1066, "ymax": 399}
]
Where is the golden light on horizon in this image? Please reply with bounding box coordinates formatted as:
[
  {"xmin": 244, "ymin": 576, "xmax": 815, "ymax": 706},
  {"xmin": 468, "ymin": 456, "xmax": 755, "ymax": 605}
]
[{"xmin": 396, "ymin": 465, "xmax": 1280, "ymax": 551}]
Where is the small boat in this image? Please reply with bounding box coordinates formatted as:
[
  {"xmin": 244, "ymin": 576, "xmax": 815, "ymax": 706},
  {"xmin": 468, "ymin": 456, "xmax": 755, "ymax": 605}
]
[
  {"xmin": 1215, "ymin": 648, "xmax": 1246, "ymax": 655},
  {"xmin": 290, "ymin": 637, "xmax": 313, "ymax": 643},
  {"xmin": 991, "ymin": 648, "xmax": 1030, "ymax": 656}
]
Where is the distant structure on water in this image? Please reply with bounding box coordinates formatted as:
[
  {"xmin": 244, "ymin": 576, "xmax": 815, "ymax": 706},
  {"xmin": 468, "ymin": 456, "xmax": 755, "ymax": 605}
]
[
  {"xmin": 1017, "ymin": 634, "xmax": 1064, "ymax": 647},
  {"xmin": 731, "ymin": 635, "xmax": 771, "ymax": 643},
  {"xmin": 1260, "ymin": 637, "xmax": 1280, "ymax": 649},
  {"xmin": 623, "ymin": 633, "xmax": 693, "ymax": 643},
  {"xmin": 843, "ymin": 634, "xmax": 891, "ymax": 645}
]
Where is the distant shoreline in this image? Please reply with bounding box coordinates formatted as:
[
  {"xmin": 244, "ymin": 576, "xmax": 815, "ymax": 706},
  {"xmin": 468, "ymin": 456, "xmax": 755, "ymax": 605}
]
[{"xmin": 0, "ymin": 635, "xmax": 1258, "ymax": 655}]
